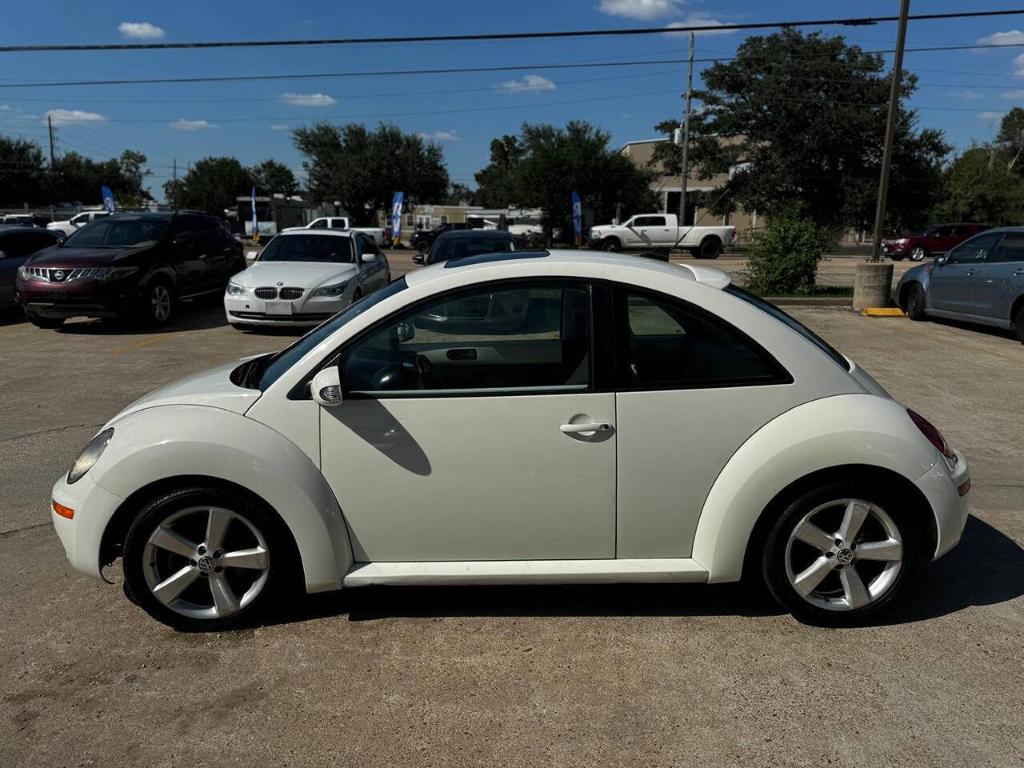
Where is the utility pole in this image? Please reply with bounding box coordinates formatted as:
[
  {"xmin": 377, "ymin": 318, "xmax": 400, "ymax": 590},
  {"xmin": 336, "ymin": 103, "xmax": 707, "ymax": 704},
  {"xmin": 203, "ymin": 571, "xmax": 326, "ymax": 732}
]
[
  {"xmin": 869, "ymin": 0, "xmax": 911, "ymax": 262},
  {"xmin": 47, "ymin": 113, "xmax": 57, "ymax": 219},
  {"xmin": 172, "ymin": 158, "xmax": 177, "ymax": 183},
  {"xmin": 677, "ymin": 31, "xmax": 695, "ymax": 226}
]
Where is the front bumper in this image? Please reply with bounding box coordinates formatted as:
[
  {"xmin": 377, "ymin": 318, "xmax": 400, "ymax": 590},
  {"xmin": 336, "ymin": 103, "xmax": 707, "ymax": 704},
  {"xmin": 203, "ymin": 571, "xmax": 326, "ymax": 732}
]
[
  {"xmin": 51, "ymin": 471, "xmax": 124, "ymax": 580},
  {"xmin": 882, "ymin": 243, "xmax": 910, "ymax": 258},
  {"xmin": 224, "ymin": 293, "xmax": 345, "ymax": 326},
  {"xmin": 17, "ymin": 278, "xmax": 138, "ymax": 318},
  {"xmin": 915, "ymin": 449, "xmax": 970, "ymax": 559}
]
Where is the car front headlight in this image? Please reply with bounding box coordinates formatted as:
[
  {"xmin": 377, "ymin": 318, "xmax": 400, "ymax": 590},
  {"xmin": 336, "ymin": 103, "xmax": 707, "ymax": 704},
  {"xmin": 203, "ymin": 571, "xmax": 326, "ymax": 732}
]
[
  {"xmin": 311, "ymin": 280, "xmax": 349, "ymax": 298},
  {"xmin": 17, "ymin": 266, "xmax": 30, "ymax": 281},
  {"xmin": 226, "ymin": 281, "xmax": 247, "ymax": 296},
  {"xmin": 67, "ymin": 428, "xmax": 114, "ymax": 484}
]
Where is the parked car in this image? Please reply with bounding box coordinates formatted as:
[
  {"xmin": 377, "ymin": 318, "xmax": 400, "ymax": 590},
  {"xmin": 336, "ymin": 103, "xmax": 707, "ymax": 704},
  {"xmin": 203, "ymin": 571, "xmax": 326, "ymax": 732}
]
[
  {"xmin": 50, "ymin": 250, "xmax": 968, "ymax": 630},
  {"xmin": 2, "ymin": 213, "xmax": 52, "ymax": 227},
  {"xmin": 225, "ymin": 229, "xmax": 390, "ymax": 329},
  {"xmin": 304, "ymin": 216, "xmax": 386, "ymax": 247},
  {"xmin": 410, "ymin": 222, "xmax": 472, "ymax": 255},
  {"xmin": 588, "ymin": 214, "xmax": 735, "ymax": 259},
  {"xmin": 412, "ymin": 229, "xmax": 516, "ymax": 265},
  {"xmin": 46, "ymin": 210, "xmax": 110, "ymax": 239},
  {"xmin": 882, "ymin": 223, "xmax": 988, "ymax": 262},
  {"xmin": 0, "ymin": 225, "xmax": 60, "ymax": 308},
  {"xmin": 896, "ymin": 227, "xmax": 1024, "ymax": 342},
  {"xmin": 17, "ymin": 211, "xmax": 243, "ymax": 328}
]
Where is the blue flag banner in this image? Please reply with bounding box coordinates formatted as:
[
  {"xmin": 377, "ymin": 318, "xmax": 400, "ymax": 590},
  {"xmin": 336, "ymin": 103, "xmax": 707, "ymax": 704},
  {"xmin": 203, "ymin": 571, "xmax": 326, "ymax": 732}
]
[
  {"xmin": 251, "ymin": 186, "xmax": 258, "ymax": 241},
  {"xmin": 571, "ymin": 191, "xmax": 582, "ymax": 247},
  {"xmin": 101, "ymin": 186, "xmax": 115, "ymax": 212},
  {"xmin": 390, "ymin": 191, "xmax": 404, "ymax": 243}
]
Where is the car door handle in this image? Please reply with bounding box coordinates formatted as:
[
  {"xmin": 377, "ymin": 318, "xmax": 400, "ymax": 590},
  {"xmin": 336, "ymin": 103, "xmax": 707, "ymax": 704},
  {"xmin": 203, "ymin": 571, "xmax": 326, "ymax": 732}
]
[
  {"xmin": 560, "ymin": 422, "xmax": 612, "ymax": 434},
  {"xmin": 965, "ymin": 269, "xmax": 976, "ymax": 276}
]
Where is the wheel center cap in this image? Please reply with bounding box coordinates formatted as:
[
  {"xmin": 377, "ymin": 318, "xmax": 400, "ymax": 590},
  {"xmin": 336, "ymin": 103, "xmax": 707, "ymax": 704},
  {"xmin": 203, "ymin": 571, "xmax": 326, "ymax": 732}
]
[
  {"xmin": 197, "ymin": 555, "xmax": 216, "ymax": 573},
  {"xmin": 836, "ymin": 548, "xmax": 854, "ymax": 565}
]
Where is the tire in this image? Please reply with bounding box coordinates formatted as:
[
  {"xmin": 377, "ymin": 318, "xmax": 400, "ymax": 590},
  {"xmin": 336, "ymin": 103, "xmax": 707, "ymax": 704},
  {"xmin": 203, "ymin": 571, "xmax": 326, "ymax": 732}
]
[
  {"xmin": 1013, "ymin": 303, "xmax": 1024, "ymax": 344},
  {"xmin": 600, "ymin": 237, "xmax": 621, "ymax": 253},
  {"xmin": 26, "ymin": 311, "xmax": 63, "ymax": 329},
  {"xmin": 416, "ymin": 241, "xmax": 429, "ymax": 255},
  {"xmin": 889, "ymin": 254, "xmax": 904, "ymax": 261},
  {"xmin": 138, "ymin": 279, "xmax": 174, "ymax": 326},
  {"xmin": 762, "ymin": 482, "xmax": 923, "ymax": 626},
  {"xmin": 123, "ymin": 486, "xmax": 292, "ymax": 631},
  {"xmin": 696, "ymin": 237, "xmax": 722, "ymax": 260},
  {"xmin": 904, "ymin": 283, "xmax": 927, "ymax": 321},
  {"xmin": 910, "ymin": 246, "xmax": 928, "ymax": 262}
]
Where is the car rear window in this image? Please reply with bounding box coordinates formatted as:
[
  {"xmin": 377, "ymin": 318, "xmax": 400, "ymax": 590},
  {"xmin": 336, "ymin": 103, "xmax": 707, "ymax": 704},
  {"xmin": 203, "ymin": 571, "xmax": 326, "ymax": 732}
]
[{"xmin": 724, "ymin": 286, "xmax": 851, "ymax": 371}]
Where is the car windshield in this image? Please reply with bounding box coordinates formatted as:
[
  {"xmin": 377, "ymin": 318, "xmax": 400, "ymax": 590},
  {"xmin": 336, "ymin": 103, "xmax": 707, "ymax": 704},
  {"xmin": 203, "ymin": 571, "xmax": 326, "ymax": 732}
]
[
  {"xmin": 63, "ymin": 218, "xmax": 167, "ymax": 248},
  {"xmin": 258, "ymin": 234, "xmax": 354, "ymax": 264},
  {"xmin": 246, "ymin": 277, "xmax": 409, "ymax": 391},
  {"xmin": 725, "ymin": 285, "xmax": 851, "ymax": 371},
  {"xmin": 429, "ymin": 236, "xmax": 513, "ymax": 264}
]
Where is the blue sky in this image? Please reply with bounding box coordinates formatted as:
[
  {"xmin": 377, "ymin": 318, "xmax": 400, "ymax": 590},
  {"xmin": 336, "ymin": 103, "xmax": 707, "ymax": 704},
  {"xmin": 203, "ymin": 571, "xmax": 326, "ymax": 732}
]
[{"xmin": 3, "ymin": 0, "xmax": 1024, "ymax": 200}]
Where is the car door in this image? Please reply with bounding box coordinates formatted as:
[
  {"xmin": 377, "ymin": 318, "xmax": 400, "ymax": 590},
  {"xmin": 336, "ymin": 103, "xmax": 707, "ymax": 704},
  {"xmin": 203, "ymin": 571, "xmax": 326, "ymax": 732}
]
[
  {"xmin": 612, "ymin": 287, "xmax": 800, "ymax": 558},
  {"xmin": 167, "ymin": 215, "xmax": 210, "ymax": 296},
  {"xmin": 929, "ymin": 231, "xmax": 1003, "ymax": 314},
  {"xmin": 319, "ymin": 279, "xmax": 615, "ymax": 562},
  {"xmin": 354, "ymin": 234, "xmax": 387, "ymax": 290},
  {"xmin": 975, "ymin": 231, "xmax": 1024, "ymax": 324},
  {"xmin": 629, "ymin": 216, "xmax": 658, "ymax": 246}
]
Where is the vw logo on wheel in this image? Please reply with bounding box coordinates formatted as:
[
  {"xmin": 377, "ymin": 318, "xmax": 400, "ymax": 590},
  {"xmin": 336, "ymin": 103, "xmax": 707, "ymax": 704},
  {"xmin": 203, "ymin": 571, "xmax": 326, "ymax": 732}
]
[
  {"xmin": 836, "ymin": 548, "xmax": 854, "ymax": 565},
  {"xmin": 197, "ymin": 555, "xmax": 216, "ymax": 573}
]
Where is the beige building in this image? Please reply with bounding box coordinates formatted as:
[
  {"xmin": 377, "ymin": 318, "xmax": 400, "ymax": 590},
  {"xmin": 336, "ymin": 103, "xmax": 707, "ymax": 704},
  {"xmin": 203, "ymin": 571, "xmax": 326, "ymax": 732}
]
[
  {"xmin": 620, "ymin": 138, "xmax": 761, "ymax": 243},
  {"xmin": 394, "ymin": 204, "xmax": 482, "ymax": 244}
]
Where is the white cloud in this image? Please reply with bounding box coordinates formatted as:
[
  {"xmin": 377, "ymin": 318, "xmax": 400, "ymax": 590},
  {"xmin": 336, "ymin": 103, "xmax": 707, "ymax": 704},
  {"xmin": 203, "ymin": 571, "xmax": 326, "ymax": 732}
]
[
  {"xmin": 270, "ymin": 123, "xmax": 290, "ymax": 131},
  {"xmin": 665, "ymin": 14, "xmax": 734, "ymax": 36},
  {"xmin": 978, "ymin": 111, "xmax": 1005, "ymax": 122},
  {"xmin": 118, "ymin": 21, "xmax": 166, "ymax": 40},
  {"xmin": 280, "ymin": 92, "xmax": 336, "ymax": 107},
  {"xmin": 44, "ymin": 109, "xmax": 105, "ymax": 126},
  {"xmin": 597, "ymin": 0, "xmax": 685, "ymax": 20},
  {"xmin": 1014, "ymin": 52, "xmax": 1024, "ymax": 75},
  {"xmin": 977, "ymin": 30, "xmax": 1024, "ymax": 48},
  {"xmin": 169, "ymin": 118, "xmax": 220, "ymax": 131},
  {"xmin": 495, "ymin": 74, "xmax": 557, "ymax": 94},
  {"xmin": 1002, "ymin": 89, "xmax": 1024, "ymax": 98},
  {"xmin": 418, "ymin": 130, "xmax": 460, "ymax": 142},
  {"xmin": 948, "ymin": 89, "xmax": 984, "ymax": 101}
]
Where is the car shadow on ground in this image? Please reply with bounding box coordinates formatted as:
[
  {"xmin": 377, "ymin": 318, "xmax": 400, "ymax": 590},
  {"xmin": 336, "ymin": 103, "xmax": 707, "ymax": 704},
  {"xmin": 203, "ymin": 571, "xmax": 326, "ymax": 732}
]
[
  {"xmin": 259, "ymin": 515, "xmax": 1023, "ymax": 631},
  {"xmin": 926, "ymin": 316, "xmax": 1019, "ymax": 344},
  {"xmin": 54, "ymin": 303, "xmax": 232, "ymax": 336}
]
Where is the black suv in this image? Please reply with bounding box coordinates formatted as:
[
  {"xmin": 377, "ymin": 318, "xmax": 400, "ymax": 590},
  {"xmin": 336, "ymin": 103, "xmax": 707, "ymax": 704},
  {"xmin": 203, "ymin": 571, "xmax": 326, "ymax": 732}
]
[
  {"xmin": 16, "ymin": 211, "xmax": 243, "ymax": 328},
  {"xmin": 410, "ymin": 222, "xmax": 471, "ymax": 254}
]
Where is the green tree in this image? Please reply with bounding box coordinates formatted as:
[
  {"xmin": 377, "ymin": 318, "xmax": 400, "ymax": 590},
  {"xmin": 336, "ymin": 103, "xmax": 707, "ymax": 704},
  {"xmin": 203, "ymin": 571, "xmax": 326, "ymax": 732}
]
[
  {"xmin": 652, "ymin": 29, "xmax": 949, "ymax": 230},
  {"xmin": 0, "ymin": 136, "xmax": 47, "ymax": 207},
  {"xmin": 115, "ymin": 150, "xmax": 152, "ymax": 208},
  {"xmin": 474, "ymin": 135, "xmax": 525, "ymax": 208},
  {"xmin": 163, "ymin": 157, "xmax": 253, "ymax": 214},
  {"xmin": 292, "ymin": 122, "xmax": 449, "ymax": 225},
  {"xmin": 443, "ymin": 182, "xmax": 474, "ymax": 206},
  {"xmin": 250, "ymin": 159, "xmax": 298, "ymax": 196},
  {"xmin": 932, "ymin": 145, "xmax": 1024, "ymax": 226}
]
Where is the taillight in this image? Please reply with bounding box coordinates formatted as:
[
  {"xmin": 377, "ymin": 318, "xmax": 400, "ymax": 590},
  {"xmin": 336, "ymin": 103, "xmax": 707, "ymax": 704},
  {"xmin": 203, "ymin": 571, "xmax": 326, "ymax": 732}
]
[{"xmin": 908, "ymin": 409, "xmax": 955, "ymax": 461}]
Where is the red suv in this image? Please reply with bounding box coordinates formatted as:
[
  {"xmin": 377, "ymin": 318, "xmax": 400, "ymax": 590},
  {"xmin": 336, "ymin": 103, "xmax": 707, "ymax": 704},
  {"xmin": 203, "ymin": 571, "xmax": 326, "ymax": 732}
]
[
  {"xmin": 882, "ymin": 223, "xmax": 989, "ymax": 262},
  {"xmin": 16, "ymin": 211, "xmax": 243, "ymax": 329}
]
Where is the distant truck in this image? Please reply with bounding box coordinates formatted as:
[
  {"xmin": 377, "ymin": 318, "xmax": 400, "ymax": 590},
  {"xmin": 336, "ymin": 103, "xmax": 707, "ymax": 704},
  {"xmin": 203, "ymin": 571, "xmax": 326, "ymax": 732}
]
[
  {"xmin": 588, "ymin": 213, "xmax": 735, "ymax": 259},
  {"xmin": 304, "ymin": 216, "xmax": 386, "ymax": 247},
  {"xmin": 46, "ymin": 210, "xmax": 110, "ymax": 239}
]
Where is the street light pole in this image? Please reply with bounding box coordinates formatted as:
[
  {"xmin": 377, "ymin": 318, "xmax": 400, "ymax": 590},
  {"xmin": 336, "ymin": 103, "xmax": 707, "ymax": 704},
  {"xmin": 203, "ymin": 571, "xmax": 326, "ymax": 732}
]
[
  {"xmin": 678, "ymin": 31, "xmax": 695, "ymax": 226},
  {"xmin": 870, "ymin": 0, "xmax": 911, "ymax": 262}
]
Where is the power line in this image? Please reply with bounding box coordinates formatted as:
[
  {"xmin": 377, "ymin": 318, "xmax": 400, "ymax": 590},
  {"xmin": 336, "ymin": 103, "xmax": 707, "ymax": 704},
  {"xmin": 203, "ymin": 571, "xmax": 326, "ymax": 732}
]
[{"xmin": 1, "ymin": 9, "xmax": 1022, "ymax": 53}]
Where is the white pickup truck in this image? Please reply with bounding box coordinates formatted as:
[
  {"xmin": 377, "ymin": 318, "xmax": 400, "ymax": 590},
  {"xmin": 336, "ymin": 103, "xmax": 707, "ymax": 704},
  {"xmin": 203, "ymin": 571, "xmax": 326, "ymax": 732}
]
[
  {"xmin": 46, "ymin": 210, "xmax": 110, "ymax": 239},
  {"xmin": 304, "ymin": 216, "xmax": 387, "ymax": 247},
  {"xmin": 588, "ymin": 213, "xmax": 735, "ymax": 259}
]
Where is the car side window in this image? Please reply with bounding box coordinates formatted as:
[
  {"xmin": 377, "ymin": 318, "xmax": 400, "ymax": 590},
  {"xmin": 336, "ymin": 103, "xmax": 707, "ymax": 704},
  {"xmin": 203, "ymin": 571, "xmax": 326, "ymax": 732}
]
[
  {"xmin": 633, "ymin": 217, "xmax": 652, "ymax": 227},
  {"xmin": 338, "ymin": 282, "xmax": 592, "ymax": 396},
  {"xmin": 309, "ymin": 219, "xmax": 327, "ymax": 229},
  {"xmin": 358, "ymin": 234, "xmax": 378, "ymax": 256},
  {"xmin": 990, "ymin": 232, "xmax": 1024, "ymax": 264},
  {"xmin": 617, "ymin": 288, "xmax": 787, "ymax": 389},
  {"xmin": 947, "ymin": 232, "xmax": 1003, "ymax": 264},
  {"xmin": 329, "ymin": 219, "xmax": 347, "ymax": 230}
]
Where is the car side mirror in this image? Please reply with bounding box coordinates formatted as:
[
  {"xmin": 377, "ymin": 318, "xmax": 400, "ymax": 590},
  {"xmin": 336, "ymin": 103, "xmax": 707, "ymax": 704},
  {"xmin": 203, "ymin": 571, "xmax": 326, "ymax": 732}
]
[
  {"xmin": 935, "ymin": 254, "xmax": 947, "ymax": 266},
  {"xmin": 396, "ymin": 321, "xmax": 415, "ymax": 343},
  {"xmin": 310, "ymin": 366, "xmax": 343, "ymax": 407},
  {"xmin": 361, "ymin": 252, "xmax": 376, "ymax": 263},
  {"xmin": 412, "ymin": 254, "xmax": 425, "ymax": 264}
]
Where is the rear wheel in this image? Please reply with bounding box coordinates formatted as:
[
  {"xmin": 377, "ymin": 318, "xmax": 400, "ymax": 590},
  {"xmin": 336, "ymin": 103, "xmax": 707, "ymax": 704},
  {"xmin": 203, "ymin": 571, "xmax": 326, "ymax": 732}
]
[
  {"xmin": 763, "ymin": 483, "xmax": 922, "ymax": 626},
  {"xmin": 696, "ymin": 237, "xmax": 722, "ymax": 260},
  {"xmin": 904, "ymin": 283, "xmax": 927, "ymax": 321},
  {"xmin": 417, "ymin": 241, "xmax": 430, "ymax": 255},
  {"xmin": 910, "ymin": 246, "xmax": 928, "ymax": 262},
  {"xmin": 123, "ymin": 486, "xmax": 289, "ymax": 631}
]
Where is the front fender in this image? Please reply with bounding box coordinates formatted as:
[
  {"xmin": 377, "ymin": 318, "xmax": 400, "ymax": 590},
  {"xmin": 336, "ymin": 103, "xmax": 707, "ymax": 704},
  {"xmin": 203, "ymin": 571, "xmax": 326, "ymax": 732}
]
[
  {"xmin": 692, "ymin": 395, "xmax": 939, "ymax": 583},
  {"xmin": 90, "ymin": 405, "xmax": 352, "ymax": 592}
]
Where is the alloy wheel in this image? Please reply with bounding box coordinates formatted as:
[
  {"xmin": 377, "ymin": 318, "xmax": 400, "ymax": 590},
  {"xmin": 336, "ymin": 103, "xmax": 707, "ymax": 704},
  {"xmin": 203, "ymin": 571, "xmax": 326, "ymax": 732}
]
[
  {"xmin": 784, "ymin": 498, "xmax": 903, "ymax": 612},
  {"xmin": 150, "ymin": 284, "xmax": 171, "ymax": 323},
  {"xmin": 142, "ymin": 506, "xmax": 270, "ymax": 620},
  {"xmin": 910, "ymin": 246, "xmax": 927, "ymax": 261}
]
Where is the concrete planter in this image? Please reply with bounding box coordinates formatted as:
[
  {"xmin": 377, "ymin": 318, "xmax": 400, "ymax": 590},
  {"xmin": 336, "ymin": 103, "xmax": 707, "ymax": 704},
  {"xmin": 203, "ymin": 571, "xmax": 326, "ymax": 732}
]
[{"xmin": 853, "ymin": 261, "xmax": 894, "ymax": 310}]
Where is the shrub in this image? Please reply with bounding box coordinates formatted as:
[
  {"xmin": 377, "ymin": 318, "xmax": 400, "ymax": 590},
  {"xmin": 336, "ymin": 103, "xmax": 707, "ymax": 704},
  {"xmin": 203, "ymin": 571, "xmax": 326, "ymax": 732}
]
[{"xmin": 744, "ymin": 217, "xmax": 833, "ymax": 295}]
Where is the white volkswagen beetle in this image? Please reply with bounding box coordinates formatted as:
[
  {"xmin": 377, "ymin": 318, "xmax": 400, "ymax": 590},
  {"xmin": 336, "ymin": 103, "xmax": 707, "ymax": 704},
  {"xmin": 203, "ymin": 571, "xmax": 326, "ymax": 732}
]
[
  {"xmin": 51, "ymin": 251, "xmax": 970, "ymax": 630},
  {"xmin": 224, "ymin": 229, "xmax": 390, "ymax": 328}
]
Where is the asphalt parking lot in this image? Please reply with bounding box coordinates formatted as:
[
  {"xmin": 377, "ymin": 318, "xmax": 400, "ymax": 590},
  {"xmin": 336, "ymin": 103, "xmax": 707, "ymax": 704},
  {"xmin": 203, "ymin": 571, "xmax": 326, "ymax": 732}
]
[{"xmin": 1, "ymin": 257, "xmax": 1022, "ymax": 767}]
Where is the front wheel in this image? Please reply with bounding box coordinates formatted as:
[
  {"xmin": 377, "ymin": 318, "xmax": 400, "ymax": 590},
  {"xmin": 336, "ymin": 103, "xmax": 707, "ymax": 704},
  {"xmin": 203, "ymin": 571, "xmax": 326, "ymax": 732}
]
[
  {"xmin": 139, "ymin": 280, "xmax": 174, "ymax": 325},
  {"xmin": 910, "ymin": 246, "xmax": 928, "ymax": 262},
  {"xmin": 600, "ymin": 237, "xmax": 621, "ymax": 252},
  {"xmin": 1014, "ymin": 303, "xmax": 1024, "ymax": 344},
  {"xmin": 762, "ymin": 483, "xmax": 922, "ymax": 626},
  {"xmin": 904, "ymin": 283, "xmax": 927, "ymax": 321},
  {"xmin": 123, "ymin": 487, "xmax": 289, "ymax": 631},
  {"xmin": 416, "ymin": 241, "xmax": 429, "ymax": 255}
]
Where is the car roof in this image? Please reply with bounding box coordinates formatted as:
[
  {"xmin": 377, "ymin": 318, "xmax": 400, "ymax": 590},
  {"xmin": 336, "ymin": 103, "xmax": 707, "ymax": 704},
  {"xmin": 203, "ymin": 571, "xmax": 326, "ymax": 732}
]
[
  {"xmin": 278, "ymin": 228, "xmax": 355, "ymax": 238},
  {"xmin": 406, "ymin": 248, "xmax": 731, "ymax": 290},
  {"xmin": 435, "ymin": 229, "xmax": 514, "ymax": 241}
]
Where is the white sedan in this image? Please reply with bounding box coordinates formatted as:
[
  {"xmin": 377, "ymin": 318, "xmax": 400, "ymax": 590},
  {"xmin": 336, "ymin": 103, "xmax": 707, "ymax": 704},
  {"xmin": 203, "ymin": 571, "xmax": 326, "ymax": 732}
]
[
  {"xmin": 224, "ymin": 229, "xmax": 390, "ymax": 328},
  {"xmin": 51, "ymin": 250, "xmax": 969, "ymax": 630}
]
